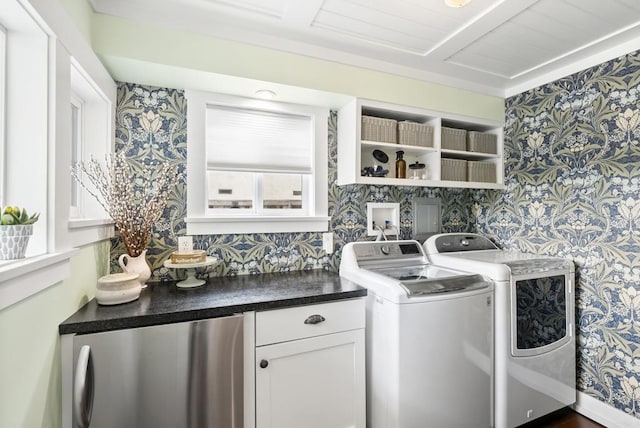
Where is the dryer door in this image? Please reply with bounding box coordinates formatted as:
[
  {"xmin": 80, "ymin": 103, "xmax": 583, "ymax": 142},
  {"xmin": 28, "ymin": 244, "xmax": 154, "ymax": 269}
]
[{"xmin": 510, "ymin": 271, "xmax": 571, "ymax": 357}]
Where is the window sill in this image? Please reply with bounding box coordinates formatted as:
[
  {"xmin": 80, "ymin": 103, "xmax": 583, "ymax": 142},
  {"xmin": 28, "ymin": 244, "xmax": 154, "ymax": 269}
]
[
  {"xmin": 0, "ymin": 249, "xmax": 79, "ymax": 311},
  {"xmin": 68, "ymin": 218, "xmax": 113, "ymax": 229},
  {"xmin": 68, "ymin": 218, "xmax": 114, "ymax": 248},
  {"xmin": 185, "ymin": 216, "xmax": 330, "ymax": 235}
]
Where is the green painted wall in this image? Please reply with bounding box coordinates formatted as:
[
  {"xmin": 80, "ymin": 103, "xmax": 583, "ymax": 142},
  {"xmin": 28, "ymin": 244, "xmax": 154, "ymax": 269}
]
[
  {"xmin": 83, "ymin": 8, "xmax": 504, "ymax": 121},
  {"xmin": 58, "ymin": 0, "xmax": 93, "ymax": 42},
  {"xmin": 0, "ymin": 241, "xmax": 109, "ymax": 428}
]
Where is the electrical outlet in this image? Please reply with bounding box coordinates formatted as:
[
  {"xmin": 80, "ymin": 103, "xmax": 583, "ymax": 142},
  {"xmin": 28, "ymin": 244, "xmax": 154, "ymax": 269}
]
[
  {"xmin": 178, "ymin": 236, "xmax": 193, "ymax": 252},
  {"xmin": 323, "ymin": 232, "xmax": 334, "ymax": 254}
]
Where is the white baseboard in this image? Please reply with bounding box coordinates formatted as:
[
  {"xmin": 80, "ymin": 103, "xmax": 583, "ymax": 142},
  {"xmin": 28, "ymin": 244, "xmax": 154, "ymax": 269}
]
[{"xmin": 574, "ymin": 391, "xmax": 640, "ymax": 428}]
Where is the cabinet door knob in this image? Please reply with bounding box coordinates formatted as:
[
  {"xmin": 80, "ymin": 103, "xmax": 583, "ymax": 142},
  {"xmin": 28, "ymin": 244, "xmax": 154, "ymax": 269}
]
[
  {"xmin": 259, "ymin": 359, "xmax": 269, "ymax": 369},
  {"xmin": 304, "ymin": 314, "xmax": 326, "ymax": 325}
]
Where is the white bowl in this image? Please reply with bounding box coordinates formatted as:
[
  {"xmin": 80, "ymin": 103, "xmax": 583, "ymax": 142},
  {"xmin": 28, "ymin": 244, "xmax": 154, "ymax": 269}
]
[{"xmin": 96, "ymin": 272, "xmax": 141, "ymax": 305}]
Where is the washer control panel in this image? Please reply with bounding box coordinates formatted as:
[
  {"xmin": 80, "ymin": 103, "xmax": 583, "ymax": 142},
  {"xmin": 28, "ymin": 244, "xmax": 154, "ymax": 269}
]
[{"xmin": 352, "ymin": 241, "xmax": 424, "ymax": 262}]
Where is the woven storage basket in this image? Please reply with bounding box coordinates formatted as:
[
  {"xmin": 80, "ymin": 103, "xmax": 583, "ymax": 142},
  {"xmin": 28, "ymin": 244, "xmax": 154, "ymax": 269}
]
[
  {"xmin": 361, "ymin": 116, "xmax": 397, "ymax": 144},
  {"xmin": 398, "ymin": 121, "xmax": 434, "ymax": 147},
  {"xmin": 441, "ymin": 158, "xmax": 467, "ymax": 181},
  {"xmin": 441, "ymin": 127, "xmax": 467, "ymax": 151},
  {"xmin": 467, "ymin": 161, "xmax": 496, "ymax": 183},
  {"xmin": 467, "ymin": 131, "xmax": 497, "ymax": 154}
]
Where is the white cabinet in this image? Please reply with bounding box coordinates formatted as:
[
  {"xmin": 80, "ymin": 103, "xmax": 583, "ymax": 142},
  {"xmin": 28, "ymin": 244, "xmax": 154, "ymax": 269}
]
[
  {"xmin": 337, "ymin": 98, "xmax": 505, "ymax": 189},
  {"xmin": 253, "ymin": 299, "xmax": 365, "ymax": 428}
]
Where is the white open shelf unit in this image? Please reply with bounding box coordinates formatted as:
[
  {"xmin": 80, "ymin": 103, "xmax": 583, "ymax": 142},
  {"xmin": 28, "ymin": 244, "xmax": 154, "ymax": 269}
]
[{"xmin": 337, "ymin": 98, "xmax": 505, "ymax": 189}]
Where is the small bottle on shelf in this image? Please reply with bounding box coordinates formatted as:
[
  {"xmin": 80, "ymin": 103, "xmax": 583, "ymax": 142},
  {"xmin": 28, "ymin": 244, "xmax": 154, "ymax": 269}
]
[{"xmin": 395, "ymin": 151, "xmax": 406, "ymax": 179}]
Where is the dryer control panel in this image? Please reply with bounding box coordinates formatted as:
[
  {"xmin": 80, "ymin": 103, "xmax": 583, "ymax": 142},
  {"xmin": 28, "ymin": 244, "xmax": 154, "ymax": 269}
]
[{"xmin": 431, "ymin": 234, "xmax": 498, "ymax": 253}]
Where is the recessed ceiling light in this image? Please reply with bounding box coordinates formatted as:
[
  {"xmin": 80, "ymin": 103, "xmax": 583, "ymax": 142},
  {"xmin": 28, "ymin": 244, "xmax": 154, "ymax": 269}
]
[
  {"xmin": 444, "ymin": 0, "xmax": 471, "ymax": 7},
  {"xmin": 255, "ymin": 90, "xmax": 276, "ymax": 99}
]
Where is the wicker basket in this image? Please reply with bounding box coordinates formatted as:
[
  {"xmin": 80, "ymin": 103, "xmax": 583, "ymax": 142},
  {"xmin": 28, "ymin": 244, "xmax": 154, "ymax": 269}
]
[
  {"xmin": 441, "ymin": 158, "xmax": 467, "ymax": 181},
  {"xmin": 467, "ymin": 161, "xmax": 496, "ymax": 183},
  {"xmin": 467, "ymin": 131, "xmax": 497, "ymax": 154},
  {"xmin": 398, "ymin": 121, "xmax": 434, "ymax": 147},
  {"xmin": 362, "ymin": 116, "xmax": 397, "ymax": 143},
  {"xmin": 441, "ymin": 127, "xmax": 467, "ymax": 151}
]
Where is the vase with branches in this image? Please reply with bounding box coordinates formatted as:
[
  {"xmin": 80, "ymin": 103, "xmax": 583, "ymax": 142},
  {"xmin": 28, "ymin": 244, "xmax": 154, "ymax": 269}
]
[{"xmin": 72, "ymin": 151, "xmax": 179, "ymax": 285}]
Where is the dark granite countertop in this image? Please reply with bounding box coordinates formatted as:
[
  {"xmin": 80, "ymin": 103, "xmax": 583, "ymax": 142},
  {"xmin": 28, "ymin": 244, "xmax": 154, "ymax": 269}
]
[{"xmin": 59, "ymin": 269, "xmax": 366, "ymax": 335}]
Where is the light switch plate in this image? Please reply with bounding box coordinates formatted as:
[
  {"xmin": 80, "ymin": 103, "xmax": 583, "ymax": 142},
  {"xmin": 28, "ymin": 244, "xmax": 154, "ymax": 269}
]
[
  {"xmin": 322, "ymin": 232, "xmax": 334, "ymax": 254},
  {"xmin": 178, "ymin": 236, "xmax": 193, "ymax": 252}
]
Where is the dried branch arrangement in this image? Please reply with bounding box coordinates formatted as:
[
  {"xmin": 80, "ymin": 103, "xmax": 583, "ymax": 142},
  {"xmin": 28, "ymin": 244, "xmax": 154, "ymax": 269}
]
[{"xmin": 72, "ymin": 151, "xmax": 179, "ymax": 257}]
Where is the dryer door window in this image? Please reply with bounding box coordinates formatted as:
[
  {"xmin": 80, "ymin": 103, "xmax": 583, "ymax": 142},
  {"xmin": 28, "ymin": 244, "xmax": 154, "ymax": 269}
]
[{"xmin": 511, "ymin": 274, "xmax": 569, "ymax": 357}]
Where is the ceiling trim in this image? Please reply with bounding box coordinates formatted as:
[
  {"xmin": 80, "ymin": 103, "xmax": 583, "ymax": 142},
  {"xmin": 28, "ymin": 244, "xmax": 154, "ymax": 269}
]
[
  {"xmin": 509, "ymin": 20, "xmax": 640, "ymax": 80},
  {"xmin": 88, "ymin": 0, "xmax": 640, "ymax": 98},
  {"xmin": 425, "ymin": 0, "xmax": 538, "ymax": 60},
  {"xmin": 505, "ymin": 32, "xmax": 640, "ymax": 97}
]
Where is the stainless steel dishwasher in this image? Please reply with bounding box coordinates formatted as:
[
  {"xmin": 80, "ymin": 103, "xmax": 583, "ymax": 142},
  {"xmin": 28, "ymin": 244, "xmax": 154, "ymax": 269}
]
[{"xmin": 71, "ymin": 315, "xmax": 243, "ymax": 428}]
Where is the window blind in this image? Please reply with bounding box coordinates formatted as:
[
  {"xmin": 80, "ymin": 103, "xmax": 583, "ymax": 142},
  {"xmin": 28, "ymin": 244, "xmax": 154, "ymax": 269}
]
[{"xmin": 206, "ymin": 104, "xmax": 313, "ymax": 173}]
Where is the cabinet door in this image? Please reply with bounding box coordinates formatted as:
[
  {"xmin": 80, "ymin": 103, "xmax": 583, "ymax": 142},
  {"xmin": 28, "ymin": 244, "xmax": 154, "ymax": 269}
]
[{"xmin": 255, "ymin": 329, "xmax": 365, "ymax": 428}]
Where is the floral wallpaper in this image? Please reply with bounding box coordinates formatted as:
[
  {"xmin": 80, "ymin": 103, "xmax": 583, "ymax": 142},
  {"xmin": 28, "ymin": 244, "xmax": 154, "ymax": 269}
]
[
  {"xmin": 112, "ymin": 83, "xmax": 471, "ymax": 280},
  {"xmin": 113, "ymin": 56, "xmax": 640, "ymax": 417},
  {"xmin": 113, "ymin": 57, "xmax": 640, "ymax": 419},
  {"xmin": 473, "ymin": 50, "xmax": 640, "ymax": 419}
]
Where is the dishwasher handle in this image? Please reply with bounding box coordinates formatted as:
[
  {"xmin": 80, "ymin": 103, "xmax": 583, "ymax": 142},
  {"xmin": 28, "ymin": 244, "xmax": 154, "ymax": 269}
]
[{"xmin": 73, "ymin": 345, "xmax": 95, "ymax": 428}]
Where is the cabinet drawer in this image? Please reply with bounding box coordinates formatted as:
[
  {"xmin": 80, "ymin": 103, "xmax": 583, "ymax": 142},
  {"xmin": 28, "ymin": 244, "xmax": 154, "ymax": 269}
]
[{"xmin": 255, "ymin": 299, "xmax": 365, "ymax": 346}]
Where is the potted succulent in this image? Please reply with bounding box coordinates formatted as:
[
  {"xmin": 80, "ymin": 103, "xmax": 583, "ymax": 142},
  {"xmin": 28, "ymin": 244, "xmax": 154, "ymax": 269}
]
[{"xmin": 0, "ymin": 206, "xmax": 40, "ymax": 260}]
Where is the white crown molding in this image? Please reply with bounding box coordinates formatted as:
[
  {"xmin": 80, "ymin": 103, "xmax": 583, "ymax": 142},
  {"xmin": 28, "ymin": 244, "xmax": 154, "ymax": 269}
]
[{"xmin": 505, "ymin": 33, "xmax": 640, "ymax": 97}]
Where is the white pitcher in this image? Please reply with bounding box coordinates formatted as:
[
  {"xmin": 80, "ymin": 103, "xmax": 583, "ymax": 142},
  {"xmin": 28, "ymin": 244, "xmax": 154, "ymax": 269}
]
[{"xmin": 118, "ymin": 249, "xmax": 151, "ymax": 287}]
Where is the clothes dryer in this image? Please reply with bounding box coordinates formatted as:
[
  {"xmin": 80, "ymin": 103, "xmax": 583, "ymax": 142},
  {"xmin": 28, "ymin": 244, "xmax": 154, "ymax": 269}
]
[{"xmin": 424, "ymin": 233, "xmax": 575, "ymax": 428}]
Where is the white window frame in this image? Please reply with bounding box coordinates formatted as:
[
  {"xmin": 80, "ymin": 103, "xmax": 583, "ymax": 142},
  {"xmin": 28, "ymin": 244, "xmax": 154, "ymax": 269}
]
[
  {"xmin": 70, "ymin": 92, "xmax": 84, "ymax": 218},
  {"xmin": 186, "ymin": 90, "xmax": 329, "ymax": 234},
  {"xmin": 66, "ymin": 58, "xmax": 114, "ymax": 247},
  {"xmin": 0, "ymin": 0, "xmax": 115, "ymax": 310},
  {"xmin": 0, "ymin": 25, "xmax": 5, "ymax": 206},
  {"xmin": 0, "ymin": 0, "xmax": 76, "ymax": 308},
  {"xmin": 2, "ymin": 2, "xmax": 50, "ymax": 259}
]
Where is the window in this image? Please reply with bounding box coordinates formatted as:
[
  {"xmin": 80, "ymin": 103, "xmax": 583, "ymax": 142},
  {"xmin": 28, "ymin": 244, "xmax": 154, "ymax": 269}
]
[
  {"xmin": 186, "ymin": 91, "xmax": 329, "ymax": 234},
  {"xmin": 0, "ymin": 0, "xmax": 73, "ymax": 307},
  {"xmin": 263, "ymin": 173, "xmax": 303, "ymax": 209},
  {"xmin": 67, "ymin": 59, "xmax": 113, "ymax": 228},
  {"xmin": 208, "ymin": 171, "xmax": 304, "ymax": 211},
  {"xmin": 0, "ymin": 0, "xmax": 116, "ymax": 309},
  {"xmin": 0, "ymin": 25, "xmax": 5, "ymax": 206},
  {"xmin": 2, "ymin": 2, "xmax": 50, "ymax": 258},
  {"xmin": 70, "ymin": 93, "xmax": 83, "ymax": 217},
  {"xmin": 206, "ymin": 105, "xmax": 311, "ymax": 215}
]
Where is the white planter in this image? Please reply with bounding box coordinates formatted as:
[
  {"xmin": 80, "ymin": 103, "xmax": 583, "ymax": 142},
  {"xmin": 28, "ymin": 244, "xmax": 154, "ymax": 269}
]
[{"xmin": 0, "ymin": 224, "xmax": 33, "ymax": 260}]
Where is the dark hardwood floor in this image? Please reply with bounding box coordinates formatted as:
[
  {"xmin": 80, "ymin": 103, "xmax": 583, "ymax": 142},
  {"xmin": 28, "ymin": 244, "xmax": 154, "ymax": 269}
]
[{"xmin": 519, "ymin": 407, "xmax": 604, "ymax": 428}]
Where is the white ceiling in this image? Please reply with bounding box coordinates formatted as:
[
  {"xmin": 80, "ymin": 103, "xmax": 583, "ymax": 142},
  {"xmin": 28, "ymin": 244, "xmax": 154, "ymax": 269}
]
[{"xmin": 90, "ymin": 0, "xmax": 640, "ymax": 96}]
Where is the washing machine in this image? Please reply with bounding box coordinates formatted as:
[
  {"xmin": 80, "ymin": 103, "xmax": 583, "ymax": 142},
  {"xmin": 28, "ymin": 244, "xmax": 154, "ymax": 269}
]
[
  {"xmin": 424, "ymin": 233, "xmax": 575, "ymax": 428},
  {"xmin": 340, "ymin": 240, "xmax": 493, "ymax": 428}
]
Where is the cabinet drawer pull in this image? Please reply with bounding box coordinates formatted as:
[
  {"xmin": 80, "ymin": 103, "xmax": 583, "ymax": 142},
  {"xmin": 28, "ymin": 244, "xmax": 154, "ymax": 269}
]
[
  {"xmin": 304, "ymin": 314, "xmax": 326, "ymax": 325},
  {"xmin": 260, "ymin": 359, "xmax": 269, "ymax": 369}
]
